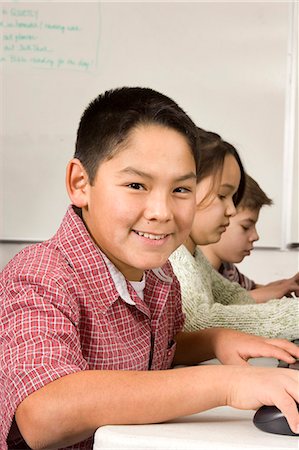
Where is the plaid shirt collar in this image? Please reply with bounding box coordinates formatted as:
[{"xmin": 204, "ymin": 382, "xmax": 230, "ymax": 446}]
[
  {"xmin": 50, "ymin": 206, "xmax": 172, "ymax": 314},
  {"xmin": 101, "ymin": 251, "xmax": 136, "ymax": 306}
]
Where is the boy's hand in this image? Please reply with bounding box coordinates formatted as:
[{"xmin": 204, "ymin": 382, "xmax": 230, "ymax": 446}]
[
  {"xmin": 226, "ymin": 365, "xmax": 299, "ymax": 434},
  {"xmin": 252, "ymin": 272, "xmax": 299, "ymax": 302},
  {"xmin": 212, "ymin": 329, "xmax": 299, "ymax": 366}
]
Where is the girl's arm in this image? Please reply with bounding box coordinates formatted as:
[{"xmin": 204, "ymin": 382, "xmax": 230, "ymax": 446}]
[{"xmin": 173, "ymin": 249, "xmax": 299, "ymax": 340}]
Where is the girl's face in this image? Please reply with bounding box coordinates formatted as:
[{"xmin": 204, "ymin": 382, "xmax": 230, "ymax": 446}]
[{"xmin": 185, "ymin": 154, "xmax": 241, "ymax": 253}]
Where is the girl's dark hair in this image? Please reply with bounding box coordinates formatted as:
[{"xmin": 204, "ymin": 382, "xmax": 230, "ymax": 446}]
[
  {"xmin": 75, "ymin": 87, "xmax": 199, "ymax": 184},
  {"xmin": 196, "ymin": 127, "xmax": 246, "ymax": 206}
]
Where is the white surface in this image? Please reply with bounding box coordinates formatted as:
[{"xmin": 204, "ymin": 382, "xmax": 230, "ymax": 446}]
[
  {"xmin": 0, "ymin": 2, "xmax": 297, "ymax": 246},
  {"xmin": 93, "ymin": 357, "xmax": 299, "ymax": 450},
  {"xmin": 93, "ymin": 407, "xmax": 298, "ymax": 450},
  {"xmin": 237, "ymin": 248, "xmax": 299, "ymax": 285}
]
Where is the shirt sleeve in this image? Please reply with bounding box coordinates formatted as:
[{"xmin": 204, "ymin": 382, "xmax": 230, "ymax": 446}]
[
  {"xmin": 220, "ymin": 262, "xmax": 256, "ymax": 290},
  {"xmin": 0, "ymin": 264, "xmax": 88, "ymax": 447}
]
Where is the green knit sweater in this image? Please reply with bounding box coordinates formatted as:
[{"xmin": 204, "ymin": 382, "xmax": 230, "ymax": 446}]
[{"xmin": 169, "ymin": 245, "xmax": 299, "ymax": 340}]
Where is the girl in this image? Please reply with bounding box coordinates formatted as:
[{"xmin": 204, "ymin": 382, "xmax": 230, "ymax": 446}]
[
  {"xmin": 201, "ymin": 173, "xmax": 299, "ymax": 301},
  {"xmin": 169, "ymin": 129, "xmax": 299, "ymax": 339}
]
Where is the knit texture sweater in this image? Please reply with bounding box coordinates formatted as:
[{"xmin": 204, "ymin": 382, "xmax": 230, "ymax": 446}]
[{"xmin": 170, "ymin": 245, "xmax": 299, "ymax": 340}]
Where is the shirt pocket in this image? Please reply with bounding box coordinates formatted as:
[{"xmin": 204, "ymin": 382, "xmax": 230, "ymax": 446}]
[{"xmin": 161, "ymin": 339, "xmax": 177, "ymax": 370}]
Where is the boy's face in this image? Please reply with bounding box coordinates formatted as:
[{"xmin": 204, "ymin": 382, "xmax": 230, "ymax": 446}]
[
  {"xmin": 211, "ymin": 207, "xmax": 260, "ymax": 263},
  {"xmin": 81, "ymin": 124, "xmax": 197, "ymax": 280}
]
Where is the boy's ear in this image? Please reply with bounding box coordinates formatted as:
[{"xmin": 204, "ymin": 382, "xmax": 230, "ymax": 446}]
[{"xmin": 66, "ymin": 158, "xmax": 90, "ymax": 207}]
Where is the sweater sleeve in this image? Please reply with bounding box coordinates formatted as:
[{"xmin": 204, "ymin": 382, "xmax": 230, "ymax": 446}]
[{"xmin": 170, "ymin": 246, "xmax": 299, "ymax": 340}]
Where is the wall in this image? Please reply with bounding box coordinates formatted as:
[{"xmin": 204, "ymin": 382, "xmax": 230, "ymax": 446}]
[
  {"xmin": 237, "ymin": 248, "xmax": 298, "ymax": 285},
  {"xmin": 0, "ymin": 1, "xmax": 298, "ymax": 247}
]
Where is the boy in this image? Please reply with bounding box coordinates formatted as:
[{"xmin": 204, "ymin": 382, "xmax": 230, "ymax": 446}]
[
  {"xmin": 201, "ymin": 174, "xmax": 299, "ymax": 302},
  {"xmin": 1, "ymin": 88, "xmax": 299, "ymax": 450}
]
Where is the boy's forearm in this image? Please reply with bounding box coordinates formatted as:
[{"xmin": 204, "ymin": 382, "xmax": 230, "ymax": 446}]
[
  {"xmin": 250, "ymin": 275, "xmax": 299, "ymax": 302},
  {"xmin": 14, "ymin": 332, "xmax": 299, "ymax": 448},
  {"xmin": 15, "ymin": 367, "xmax": 229, "ymax": 449}
]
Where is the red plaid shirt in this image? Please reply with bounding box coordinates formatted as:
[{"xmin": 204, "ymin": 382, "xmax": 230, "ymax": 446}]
[{"xmin": 0, "ymin": 206, "xmax": 184, "ymax": 450}]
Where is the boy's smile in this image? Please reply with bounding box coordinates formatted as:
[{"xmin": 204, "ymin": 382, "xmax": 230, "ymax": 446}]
[
  {"xmin": 132, "ymin": 230, "xmax": 169, "ymax": 243},
  {"xmin": 78, "ymin": 124, "xmax": 197, "ymax": 281},
  {"xmin": 133, "ymin": 231, "xmax": 168, "ymax": 240}
]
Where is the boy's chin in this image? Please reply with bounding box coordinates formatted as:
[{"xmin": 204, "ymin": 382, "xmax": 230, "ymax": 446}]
[
  {"xmin": 230, "ymin": 255, "xmax": 245, "ymax": 263},
  {"xmin": 139, "ymin": 260, "xmax": 169, "ymax": 271},
  {"xmin": 136, "ymin": 255, "xmax": 171, "ymax": 271}
]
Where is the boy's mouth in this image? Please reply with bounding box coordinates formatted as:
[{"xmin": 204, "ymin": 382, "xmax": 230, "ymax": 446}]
[{"xmin": 133, "ymin": 230, "xmax": 168, "ymax": 240}]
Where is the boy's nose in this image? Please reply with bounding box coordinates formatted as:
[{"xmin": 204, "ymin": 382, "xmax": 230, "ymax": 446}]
[
  {"xmin": 144, "ymin": 194, "xmax": 173, "ymax": 222},
  {"xmin": 250, "ymin": 228, "xmax": 259, "ymax": 242}
]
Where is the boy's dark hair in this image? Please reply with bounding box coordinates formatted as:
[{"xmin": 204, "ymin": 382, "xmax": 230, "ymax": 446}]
[
  {"xmin": 196, "ymin": 127, "xmax": 246, "ymax": 206},
  {"xmin": 238, "ymin": 173, "xmax": 273, "ymax": 211},
  {"xmin": 75, "ymin": 87, "xmax": 199, "ymax": 184}
]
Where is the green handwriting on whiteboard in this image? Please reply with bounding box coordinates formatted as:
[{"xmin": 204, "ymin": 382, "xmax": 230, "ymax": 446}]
[{"xmin": 0, "ymin": 5, "xmax": 99, "ymax": 71}]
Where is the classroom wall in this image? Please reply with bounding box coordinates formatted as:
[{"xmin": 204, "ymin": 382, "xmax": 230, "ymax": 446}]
[
  {"xmin": 0, "ymin": 1, "xmax": 298, "ymax": 248},
  {"xmin": 237, "ymin": 248, "xmax": 298, "ymax": 285}
]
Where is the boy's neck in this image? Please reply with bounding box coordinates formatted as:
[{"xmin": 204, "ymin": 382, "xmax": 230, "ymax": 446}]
[{"xmin": 200, "ymin": 245, "xmax": 222, "ymax": 270}]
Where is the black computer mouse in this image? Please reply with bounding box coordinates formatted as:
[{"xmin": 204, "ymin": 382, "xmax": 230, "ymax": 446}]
[{"xmin": 253, "ymin": 404, "xmax": 299, "ymax": 436}]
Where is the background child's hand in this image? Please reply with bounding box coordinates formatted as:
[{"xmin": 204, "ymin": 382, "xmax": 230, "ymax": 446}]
[
  {"xmin": 252, "ymin": 272, "xmax": 299, "ymax": 302},
  {"xmin": 212, "ymin": 328, "xmax": 299, "ymax": 366},
  {"xmin": 226, "ymin": 365, "xmax": 299, "ymax": 434}
]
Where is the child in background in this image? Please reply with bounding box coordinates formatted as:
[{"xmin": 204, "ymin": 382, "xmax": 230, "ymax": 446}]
[
  {"xmin": 1, "ymin": 89, "xmax": 299, "ymax": 450},
  {"xmin": 201, "ymin": 173, "xmax": 299, "ymax": 302},
  {"xmin": 170, "ymin": 129, "xmax": 299, "ymax": 340}
]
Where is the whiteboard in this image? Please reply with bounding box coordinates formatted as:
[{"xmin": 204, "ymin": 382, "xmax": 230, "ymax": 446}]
[{"xmin": 0, "ymin": 1, "xmax": 297, "ymax": 247}]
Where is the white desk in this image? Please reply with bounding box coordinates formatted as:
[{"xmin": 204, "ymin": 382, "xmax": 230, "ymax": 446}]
[
  {"xmin": 93, "ymin": 407, "xmax": 298, "ymax": 450},
  {"xmin": 93, "ymin": 358, "xmax": 299, "ymax": 450}
]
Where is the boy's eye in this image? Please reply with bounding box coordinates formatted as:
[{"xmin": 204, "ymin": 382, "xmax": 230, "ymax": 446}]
[
  {"xmin": 218, "ymin": 194, "xmax": 226, "ymax": 200},
  {"xmin": 174, "ymin": 187, "xmax": 192, "ymax": 194},
  {"xmin": 127, "ymin": 183, "xmax": 145, "ymax": 190},
  {"xmin": 242, "ymin": 226, "xmax": 249, "ymax": 231}
]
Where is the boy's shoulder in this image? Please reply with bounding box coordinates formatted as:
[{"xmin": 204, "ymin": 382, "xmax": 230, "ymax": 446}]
[
  {"xmin": 0, "ymin": 206, "xmax": 97, "ymax": 287},
  {"xmin": 0, "ymin": 208, "xmax": 119, "ymax": 321},
  {"xmin": 0, "ymin": 240, "xmax": 75, "ymax": 290}
]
